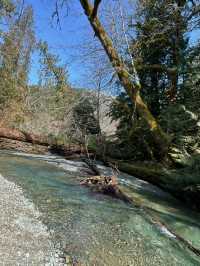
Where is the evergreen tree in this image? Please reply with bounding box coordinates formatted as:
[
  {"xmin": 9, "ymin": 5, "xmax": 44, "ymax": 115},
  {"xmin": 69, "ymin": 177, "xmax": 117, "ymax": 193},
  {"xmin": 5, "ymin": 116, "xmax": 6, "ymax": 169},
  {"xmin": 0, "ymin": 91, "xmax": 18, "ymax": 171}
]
[
  {"xmin": 131, "ymin": 0, "xmax": 189, "ymax": 116},
  {"xmin": 110, "ymin": 0, "xmax": 200, "ymax": 157},
  {"xmin": 73, "ymin": 97, "xmax": 100, "ymax": 136}
]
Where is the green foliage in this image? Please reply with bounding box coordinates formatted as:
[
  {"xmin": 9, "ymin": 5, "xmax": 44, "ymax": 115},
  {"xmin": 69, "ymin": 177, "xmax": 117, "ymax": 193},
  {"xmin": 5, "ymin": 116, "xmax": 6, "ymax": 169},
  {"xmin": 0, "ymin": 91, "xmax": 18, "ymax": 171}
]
[
  {"xmin": 87, "ymin": 135, "xmax": 99, "ymax": 150},
  {"xmin": 0, "ymin": 4, "xmax": 35, "ymax": 109},
  {"xmin": 109, "ymin": 0, "xmax": 200, "ymax": 160},
  {"xmin": 0, "ymin": 0, "xmax": 15, "ymax": 16},
  {"xmin": 38, "ymin": 41, "xmax": 69, "ymax": 92},
  {"xmin": 109, "ymin": 93, "xmax": 155, "ymax": 160},
  {"xmin": 181, "ymin": 41, "xmax": 200, "ymax": 111},
  {"xmin": 131, "ymin": 0, "xmax": 189, "ymax": 115},
  {"xmin": 73, "ymin": 98, "xmax": 100, "ymax": 136},
  {"xmin": 110, "ymin": 92, "xmax": 134, "ymax": 139}
]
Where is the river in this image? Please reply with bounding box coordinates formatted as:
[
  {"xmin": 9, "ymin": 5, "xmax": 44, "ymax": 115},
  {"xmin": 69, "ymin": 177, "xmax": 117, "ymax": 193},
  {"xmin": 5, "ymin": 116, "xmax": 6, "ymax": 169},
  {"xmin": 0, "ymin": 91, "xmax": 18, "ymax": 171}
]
[{"xmin": 0, "ymin": 150, "xmax": 200, "ymax": 265}]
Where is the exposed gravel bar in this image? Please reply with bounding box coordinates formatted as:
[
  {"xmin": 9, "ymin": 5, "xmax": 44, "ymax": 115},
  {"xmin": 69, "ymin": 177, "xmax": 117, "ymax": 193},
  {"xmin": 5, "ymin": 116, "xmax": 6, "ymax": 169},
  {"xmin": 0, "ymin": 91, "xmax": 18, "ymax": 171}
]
[{"xmin": 0, "ymin": 173, "xmax": 64, "ymax": 265}]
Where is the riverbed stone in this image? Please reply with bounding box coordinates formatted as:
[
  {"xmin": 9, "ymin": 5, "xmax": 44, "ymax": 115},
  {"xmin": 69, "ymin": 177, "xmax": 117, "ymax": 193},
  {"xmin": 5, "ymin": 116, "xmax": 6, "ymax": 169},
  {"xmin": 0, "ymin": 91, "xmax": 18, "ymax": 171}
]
[{"xmin": 0, "ymin": 173, "xmax": 64, "ymax": 265}]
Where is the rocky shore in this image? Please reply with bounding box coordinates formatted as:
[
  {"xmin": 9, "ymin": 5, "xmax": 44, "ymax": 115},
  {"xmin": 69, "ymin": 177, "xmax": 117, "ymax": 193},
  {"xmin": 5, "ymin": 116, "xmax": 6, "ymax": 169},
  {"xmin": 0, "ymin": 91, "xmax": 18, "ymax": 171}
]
[{"xmin": 0, "ymin": 173, "xmax": 64, "ymax": 265}]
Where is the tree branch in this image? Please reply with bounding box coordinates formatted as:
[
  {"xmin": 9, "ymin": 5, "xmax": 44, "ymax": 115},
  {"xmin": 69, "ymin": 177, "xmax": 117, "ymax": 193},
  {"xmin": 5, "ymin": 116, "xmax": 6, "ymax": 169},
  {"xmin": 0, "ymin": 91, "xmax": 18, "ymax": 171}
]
[
  {"xmin": 188, "ymin": 4, "xmax": 200, "ymax": 20},
  {"xmin": 91, "ymin": 0, "xmax": 101, "ymax": 19},
  {"xmin": 136, "ymin": 64, "xmax": 177, "ymax": 75},
  {"xmin": 79, "ymin": 0, "xmax": 171, "ymax": 157}
]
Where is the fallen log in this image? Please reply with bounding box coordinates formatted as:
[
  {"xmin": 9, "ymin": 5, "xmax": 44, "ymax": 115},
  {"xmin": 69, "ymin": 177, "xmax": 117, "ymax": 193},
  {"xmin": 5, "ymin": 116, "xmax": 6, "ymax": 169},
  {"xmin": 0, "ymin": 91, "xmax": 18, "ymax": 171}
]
[
  {"xmin": 80, "ymin": 172, "xmax": 200, "ymax": 258},
  {"xmin": 0, "ymin": 127, "xmax": 50, "ymax": 146},
  {"xmin": 0, "ymin": 137, "xmax": 49, "ymax": 154},
  {"xmin": 0, "ymin": 127, "xmax": 93, "ymax": 157},
  {"xmin": 81, "ymin": 158, "xmax": 101, "ymax": 175},
  {"xmin": 1, "ymin": 127, "xmax": 200, "ymax": 257},
  {"xmin": 143, "ymin": 207, "xmax": 200, "ymax": 258},
  {"xmin": 1, "ymin": 127, "xmax": 199, "ymax": 211},
  {"xmin": 49, "ymin": 144, "xmax": 93, "ymax": 157},
  {"xmin": 112, "ymin": 160, "xmax": 168, "ymax": 188},
  {"xmin": 80, "ymin": 175, "xmax": 133, "ymax": 203}
]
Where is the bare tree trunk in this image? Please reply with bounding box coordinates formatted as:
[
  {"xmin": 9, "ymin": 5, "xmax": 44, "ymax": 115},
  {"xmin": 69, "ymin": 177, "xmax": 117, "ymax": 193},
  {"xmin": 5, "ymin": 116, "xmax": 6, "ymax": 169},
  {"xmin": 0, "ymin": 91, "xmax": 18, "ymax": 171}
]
[
  {"xmin": 96, "ymin": 75, "xmax": 102, "ymax": 136},
  {"xmin": 79, "ymin": 0, "xmax": 170, "ymax": 158}
]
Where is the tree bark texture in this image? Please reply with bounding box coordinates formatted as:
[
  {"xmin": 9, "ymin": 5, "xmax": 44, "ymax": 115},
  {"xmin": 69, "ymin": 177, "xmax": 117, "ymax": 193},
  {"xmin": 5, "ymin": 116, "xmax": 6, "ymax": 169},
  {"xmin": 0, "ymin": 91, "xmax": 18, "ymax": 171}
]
[{"xmin": 79, "ymin": 0, "xmax": 170, "ymax": 158}]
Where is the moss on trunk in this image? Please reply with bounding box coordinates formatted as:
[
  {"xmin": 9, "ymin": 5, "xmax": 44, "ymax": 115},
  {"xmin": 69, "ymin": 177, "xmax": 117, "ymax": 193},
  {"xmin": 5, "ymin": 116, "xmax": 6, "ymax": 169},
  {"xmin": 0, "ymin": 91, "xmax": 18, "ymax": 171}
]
[{"xmin": 79, "ymin": 0, "xmax": 170, "ymax": 159}]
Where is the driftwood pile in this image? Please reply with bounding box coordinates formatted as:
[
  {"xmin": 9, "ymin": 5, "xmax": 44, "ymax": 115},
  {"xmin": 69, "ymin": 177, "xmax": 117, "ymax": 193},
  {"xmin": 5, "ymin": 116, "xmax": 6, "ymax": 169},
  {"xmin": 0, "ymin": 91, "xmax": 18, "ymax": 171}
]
[{"xmin": 80, "ymin": 175, "xmax": 132, "ymax": 203}]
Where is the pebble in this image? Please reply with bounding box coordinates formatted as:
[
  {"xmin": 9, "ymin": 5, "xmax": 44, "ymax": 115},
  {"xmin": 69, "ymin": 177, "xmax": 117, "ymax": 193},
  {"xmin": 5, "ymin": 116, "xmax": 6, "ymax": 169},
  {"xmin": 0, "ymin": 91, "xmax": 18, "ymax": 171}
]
[{"xmin": 0, "ymin": 173, "xmax": 65, "ymax": 265}]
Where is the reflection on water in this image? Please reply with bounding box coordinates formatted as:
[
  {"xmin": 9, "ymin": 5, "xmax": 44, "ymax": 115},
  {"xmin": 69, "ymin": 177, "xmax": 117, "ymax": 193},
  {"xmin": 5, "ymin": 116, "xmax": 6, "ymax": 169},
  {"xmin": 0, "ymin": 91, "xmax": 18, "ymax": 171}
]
[{"xmin": 0, "ymin": 151, "xmax": 200, "ymax": 265}]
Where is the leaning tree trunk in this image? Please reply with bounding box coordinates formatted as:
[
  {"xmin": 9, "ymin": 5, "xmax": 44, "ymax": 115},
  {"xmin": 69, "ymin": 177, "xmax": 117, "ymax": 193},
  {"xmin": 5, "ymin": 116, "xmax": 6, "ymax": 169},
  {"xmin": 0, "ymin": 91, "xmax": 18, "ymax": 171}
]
[{"xmin": 79, "ymin": 0, "xmax": 170, "ymax": 158}]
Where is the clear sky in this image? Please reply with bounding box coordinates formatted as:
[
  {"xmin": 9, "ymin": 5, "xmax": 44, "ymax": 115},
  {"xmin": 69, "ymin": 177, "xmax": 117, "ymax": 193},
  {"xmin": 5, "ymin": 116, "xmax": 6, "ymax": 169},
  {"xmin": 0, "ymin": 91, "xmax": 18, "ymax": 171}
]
[
  {"xmin": 26, "ymin": 0, "xmax": 94, "ymax": 87},
  {"xmin": 24, "ymin": 0, "xmax": 200, "ymax": 87}
]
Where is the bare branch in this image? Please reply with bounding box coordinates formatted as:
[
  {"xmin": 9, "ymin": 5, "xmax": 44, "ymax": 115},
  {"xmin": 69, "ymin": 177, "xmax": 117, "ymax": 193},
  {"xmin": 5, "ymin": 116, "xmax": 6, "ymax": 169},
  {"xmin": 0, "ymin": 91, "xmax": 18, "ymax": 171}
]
[
  {"xmin": 136, "ymin": 64, "xmax": 177, "ymax": 75},
  {"xmin": 188, "ymin": 4, "xmax": 200, "ymax": 20},
  {"xmin": 52, "ymin": 1, "xmax": 61, "ymax": 29},
  {"xmin": 91, "ymin": 0, "xmax": 102, "ymax": 19}
]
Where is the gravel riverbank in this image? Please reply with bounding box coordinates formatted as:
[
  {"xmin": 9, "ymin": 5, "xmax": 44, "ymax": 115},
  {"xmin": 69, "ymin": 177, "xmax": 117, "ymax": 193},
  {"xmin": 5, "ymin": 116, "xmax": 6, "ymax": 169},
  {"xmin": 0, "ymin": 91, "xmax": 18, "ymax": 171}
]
[{"xmin": 0, "ymin": 173, "xmax": 64, "ymax": 265}]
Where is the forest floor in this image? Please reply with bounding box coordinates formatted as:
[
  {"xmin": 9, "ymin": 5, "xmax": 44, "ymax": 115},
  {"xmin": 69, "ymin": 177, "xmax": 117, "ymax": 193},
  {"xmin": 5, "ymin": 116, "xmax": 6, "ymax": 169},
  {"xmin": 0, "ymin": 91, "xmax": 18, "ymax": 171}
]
[{"xmin": 0, "ymin": 173, "xmax": 64, "ymax": 265}]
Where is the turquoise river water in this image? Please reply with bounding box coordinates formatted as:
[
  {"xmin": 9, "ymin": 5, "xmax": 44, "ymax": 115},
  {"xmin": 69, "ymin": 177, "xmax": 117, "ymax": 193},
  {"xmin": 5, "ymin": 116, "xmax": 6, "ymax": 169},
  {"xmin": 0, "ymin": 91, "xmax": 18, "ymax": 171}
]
[{"xmin": 0, "ymin": 150, "xmax": 200, "ymax": 265}]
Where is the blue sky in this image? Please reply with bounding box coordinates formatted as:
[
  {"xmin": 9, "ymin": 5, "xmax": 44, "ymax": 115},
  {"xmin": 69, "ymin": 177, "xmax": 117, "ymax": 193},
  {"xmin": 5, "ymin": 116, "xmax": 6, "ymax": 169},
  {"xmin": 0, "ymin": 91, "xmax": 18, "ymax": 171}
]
[
  {"xmin": 24, "ymin": 0, "xmax": 200, "ymax": 87},
  {"xmin": 26, "ymin": 0, "xmax": 93, "ymax": 87}
]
